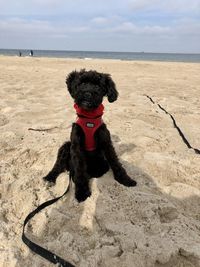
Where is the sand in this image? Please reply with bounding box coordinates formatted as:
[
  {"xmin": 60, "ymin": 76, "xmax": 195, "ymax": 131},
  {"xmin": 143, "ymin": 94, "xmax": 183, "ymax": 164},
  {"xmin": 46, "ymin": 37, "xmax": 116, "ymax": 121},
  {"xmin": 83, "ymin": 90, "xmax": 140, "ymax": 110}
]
[{"xmin": 1, "ymin": 56, "xmax": 200, "ymax": 267}]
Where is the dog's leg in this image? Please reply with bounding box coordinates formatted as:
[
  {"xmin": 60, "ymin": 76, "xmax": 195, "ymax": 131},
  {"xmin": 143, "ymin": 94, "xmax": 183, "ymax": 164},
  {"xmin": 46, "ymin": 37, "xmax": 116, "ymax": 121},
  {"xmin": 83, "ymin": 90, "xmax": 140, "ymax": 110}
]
[
  {"xmin": 96, "ymin": 124, "xmax": 137, "ymax": 187},
  {"xmin": 43, "ymin": 141, "xmax": 71, "ymax": 183},
  {"xmin": 70, "ymin": 124, "xmax": 91, "ymax": 202}
]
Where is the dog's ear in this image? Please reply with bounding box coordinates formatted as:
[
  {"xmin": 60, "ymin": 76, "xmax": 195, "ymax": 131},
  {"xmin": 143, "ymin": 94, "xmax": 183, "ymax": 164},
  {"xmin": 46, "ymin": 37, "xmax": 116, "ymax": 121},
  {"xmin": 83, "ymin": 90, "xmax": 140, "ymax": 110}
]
[
  {"xmin": 66, "ymin": 70, "xmax": 78, "ymax": 97},
  {"xmin": 102, "ymin": 74, "xmax": 118, "ymax": 103},
  {"xmin": 66, "ymin": 70, "xmax": 86, "ymax": 97}
]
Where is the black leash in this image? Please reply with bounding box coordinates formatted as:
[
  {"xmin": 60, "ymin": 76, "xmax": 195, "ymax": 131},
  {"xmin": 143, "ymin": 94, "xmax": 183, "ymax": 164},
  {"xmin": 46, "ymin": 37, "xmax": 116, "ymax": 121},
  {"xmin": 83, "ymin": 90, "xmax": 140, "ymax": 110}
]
[{"xmin": 22, "ymin": 175, "xmax": 76, "ymax": 267}]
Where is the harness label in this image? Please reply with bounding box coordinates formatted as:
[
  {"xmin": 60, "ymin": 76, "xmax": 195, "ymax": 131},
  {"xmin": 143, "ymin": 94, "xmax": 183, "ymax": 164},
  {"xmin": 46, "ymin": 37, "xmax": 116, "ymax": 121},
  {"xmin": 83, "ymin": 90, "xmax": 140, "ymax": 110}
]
[{"xmin": 86, "ymin": 122, "xmax": 95, "ymax": 128}]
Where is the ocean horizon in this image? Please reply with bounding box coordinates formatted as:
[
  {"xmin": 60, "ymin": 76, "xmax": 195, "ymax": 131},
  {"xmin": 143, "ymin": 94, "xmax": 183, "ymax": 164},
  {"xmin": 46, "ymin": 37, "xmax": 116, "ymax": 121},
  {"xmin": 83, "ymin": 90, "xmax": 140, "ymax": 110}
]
[{"xmin": 0, "ymin": 48, "xmax": 200, "ymax": 63}]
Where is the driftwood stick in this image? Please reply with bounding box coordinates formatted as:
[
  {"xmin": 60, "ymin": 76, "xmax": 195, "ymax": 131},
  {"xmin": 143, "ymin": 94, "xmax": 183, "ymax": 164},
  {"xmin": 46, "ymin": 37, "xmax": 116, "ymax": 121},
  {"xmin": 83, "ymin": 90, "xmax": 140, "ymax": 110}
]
[{"xmin": 28, "ymin": 127, "xmax": 58, "ymax": 132}]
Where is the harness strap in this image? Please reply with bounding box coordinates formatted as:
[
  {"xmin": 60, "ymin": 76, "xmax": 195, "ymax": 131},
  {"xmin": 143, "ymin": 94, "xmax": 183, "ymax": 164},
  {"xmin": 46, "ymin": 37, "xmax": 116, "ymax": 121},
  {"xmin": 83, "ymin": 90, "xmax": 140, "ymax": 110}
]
[{"xmin": 22, "ymin": 175, "xmax": 75, "ymax": 267}]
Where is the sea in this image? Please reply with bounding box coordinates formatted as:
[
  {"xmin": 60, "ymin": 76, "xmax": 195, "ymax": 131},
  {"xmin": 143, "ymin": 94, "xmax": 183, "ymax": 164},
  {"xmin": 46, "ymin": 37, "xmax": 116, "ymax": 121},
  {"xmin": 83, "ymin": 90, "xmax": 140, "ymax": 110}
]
[{"xmin": 0, "ymin": 49, "xmax": 200, "ymax": 63}]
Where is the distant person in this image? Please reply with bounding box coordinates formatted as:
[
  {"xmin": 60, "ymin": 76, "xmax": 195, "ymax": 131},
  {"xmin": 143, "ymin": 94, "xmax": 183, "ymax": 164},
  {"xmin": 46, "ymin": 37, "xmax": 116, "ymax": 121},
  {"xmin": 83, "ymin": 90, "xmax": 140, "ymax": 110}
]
[
  {"xmin": 30, "ymin": 50, "xmax": 33, "ymax": 57},
  {"xmin": 19, "ymin": 51, "xmax": 22, "ymax": 57}
]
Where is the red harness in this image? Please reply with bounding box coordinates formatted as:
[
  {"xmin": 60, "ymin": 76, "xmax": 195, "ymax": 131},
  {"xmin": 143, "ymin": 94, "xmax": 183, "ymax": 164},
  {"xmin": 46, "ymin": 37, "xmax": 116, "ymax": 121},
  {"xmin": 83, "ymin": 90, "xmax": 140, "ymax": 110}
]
[{"xmin": 74, "ymin": 104, "xmax": 104, "ymax": 151}]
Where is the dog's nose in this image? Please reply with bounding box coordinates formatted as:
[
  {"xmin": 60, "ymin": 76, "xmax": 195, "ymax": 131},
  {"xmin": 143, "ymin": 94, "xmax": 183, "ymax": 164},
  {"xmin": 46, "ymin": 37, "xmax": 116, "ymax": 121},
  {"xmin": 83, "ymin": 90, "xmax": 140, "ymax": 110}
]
[{"xmin": 84, "ymin": 92, "xmax": 92, "ymax": 99}]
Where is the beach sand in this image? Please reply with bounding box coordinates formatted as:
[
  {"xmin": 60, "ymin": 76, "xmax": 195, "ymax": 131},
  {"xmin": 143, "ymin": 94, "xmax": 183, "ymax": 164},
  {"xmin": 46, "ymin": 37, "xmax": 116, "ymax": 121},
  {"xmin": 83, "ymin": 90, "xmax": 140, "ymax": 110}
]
[{"xmin": 1, "ymin": 56, "xmax": 200, "ymax": 267}]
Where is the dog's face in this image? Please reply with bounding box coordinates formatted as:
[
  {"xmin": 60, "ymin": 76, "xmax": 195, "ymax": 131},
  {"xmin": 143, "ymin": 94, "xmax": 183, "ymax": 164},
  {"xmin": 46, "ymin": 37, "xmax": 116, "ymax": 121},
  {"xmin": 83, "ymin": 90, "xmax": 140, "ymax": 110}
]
[{"xmin": 66, "ymin": 69, "xmax": 118, "ymax": 110}]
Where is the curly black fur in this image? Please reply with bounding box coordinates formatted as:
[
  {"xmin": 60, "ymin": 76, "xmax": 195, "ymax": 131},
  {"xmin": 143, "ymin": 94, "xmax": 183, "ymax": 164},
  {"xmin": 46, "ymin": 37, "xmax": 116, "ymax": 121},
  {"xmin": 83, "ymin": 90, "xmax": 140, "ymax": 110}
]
[{"xmin": 43, "ymin": 69, "xmax": 136, "ymax": 202}]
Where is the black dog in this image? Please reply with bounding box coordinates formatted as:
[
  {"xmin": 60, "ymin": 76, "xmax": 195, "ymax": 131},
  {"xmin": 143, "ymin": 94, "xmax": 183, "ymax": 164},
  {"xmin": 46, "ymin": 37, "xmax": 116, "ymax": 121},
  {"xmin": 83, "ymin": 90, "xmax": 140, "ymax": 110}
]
[{"xmin": 43, "ymin": 69, "xmax": 137, "ymax": 202}]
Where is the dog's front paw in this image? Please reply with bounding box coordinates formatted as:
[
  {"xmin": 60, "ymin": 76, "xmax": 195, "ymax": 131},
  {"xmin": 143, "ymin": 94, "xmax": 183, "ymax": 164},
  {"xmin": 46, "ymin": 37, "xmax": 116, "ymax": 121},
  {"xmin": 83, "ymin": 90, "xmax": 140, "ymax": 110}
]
[
  {"xmin": 115, "ymin": 174, "xmax": 137, "ymax": 187},
  {"xmin": 43, "ymin": 172, "xmax": 56, "ymax": 184},
  {"xmin": 75, "ymin": 184, "xmax": 91, "ymax": 202}
]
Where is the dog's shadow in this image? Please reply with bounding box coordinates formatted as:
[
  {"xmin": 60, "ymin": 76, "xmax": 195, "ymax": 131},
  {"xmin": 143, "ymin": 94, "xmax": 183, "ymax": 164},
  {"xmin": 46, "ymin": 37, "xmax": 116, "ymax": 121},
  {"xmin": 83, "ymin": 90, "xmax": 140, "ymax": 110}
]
[
  {"xmin": 21, "ymin": 137, "xmax": 200, "ymax": 267},
  {"xmin": 111, "ymin": 134, "xmax": 137, "ymax": 157}
]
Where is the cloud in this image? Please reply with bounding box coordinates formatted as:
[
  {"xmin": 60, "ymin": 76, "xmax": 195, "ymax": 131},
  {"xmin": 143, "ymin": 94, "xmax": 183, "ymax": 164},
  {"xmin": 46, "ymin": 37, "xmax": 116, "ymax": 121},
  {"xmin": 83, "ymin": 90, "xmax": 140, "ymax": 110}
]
[
  {"xmin": 91, "ymin": 17, "xmax": 109, "ymax": 25},
  {"xmin": 96, "ymin": 20, "xmax": 170, "ymax": 36},
  {"xmin": 0, "ymin": 0, "xmax": 123, "ymax": 16},
  {"xmin": 0, "ymin": 18, "xmax": 61, "ymax": 37},
  {"xmin": 90, "ymin": 15, "xmax": 122, "ymax": 28},
  {"xmin": 128, "ymin": 0, "xmax": 200, "ymax": 13},
  {"xmin": 175, "ymin": 18, "xmax": 200, "ymax": 36},
  {"xmin": 0, "ymin": 17, "xmax": 90, "ymax": 38},
  {"xmin": 128, "ymin": 0, "xmax": 159, "ymax": 11}
]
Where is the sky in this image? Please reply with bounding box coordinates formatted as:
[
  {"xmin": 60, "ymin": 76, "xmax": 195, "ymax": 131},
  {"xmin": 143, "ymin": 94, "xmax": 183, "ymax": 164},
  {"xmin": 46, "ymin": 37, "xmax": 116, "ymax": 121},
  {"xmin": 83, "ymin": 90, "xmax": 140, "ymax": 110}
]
[{"xmin": 0, "ymin": 0, "xmax": 200, "ymax": 53}]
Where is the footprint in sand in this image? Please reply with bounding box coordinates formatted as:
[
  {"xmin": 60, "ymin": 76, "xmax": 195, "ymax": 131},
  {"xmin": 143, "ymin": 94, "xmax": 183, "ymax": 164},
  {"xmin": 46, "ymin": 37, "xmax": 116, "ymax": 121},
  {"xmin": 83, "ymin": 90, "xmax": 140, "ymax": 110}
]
[
  {"xmin": 124, "ymin": 121, "xmax": 132, "ymax": 131},
  {"xmin": 158, "ymin": 204, "xmax": 178, "ymax": 223},
  {"xmin": 0, "ymin": 114, "xmax": 9, "ymax": 127}
]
